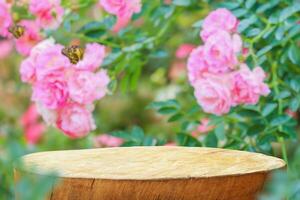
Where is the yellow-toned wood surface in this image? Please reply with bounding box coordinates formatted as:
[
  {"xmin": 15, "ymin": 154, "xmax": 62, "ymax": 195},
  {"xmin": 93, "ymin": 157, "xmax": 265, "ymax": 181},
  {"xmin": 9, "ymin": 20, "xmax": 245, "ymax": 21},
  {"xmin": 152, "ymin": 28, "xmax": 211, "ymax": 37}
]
[{"xmin": 15, "ymin": 147, "xmax": 285, "ymax": 200}]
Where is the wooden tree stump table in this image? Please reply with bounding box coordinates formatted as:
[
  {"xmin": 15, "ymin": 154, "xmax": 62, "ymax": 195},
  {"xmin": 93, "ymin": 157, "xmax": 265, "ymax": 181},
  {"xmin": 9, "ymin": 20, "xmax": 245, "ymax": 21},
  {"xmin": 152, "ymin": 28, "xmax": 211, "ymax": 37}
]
[{"xmin": 15, "ymin": 147, "xmax": 285, "ymax": 200}]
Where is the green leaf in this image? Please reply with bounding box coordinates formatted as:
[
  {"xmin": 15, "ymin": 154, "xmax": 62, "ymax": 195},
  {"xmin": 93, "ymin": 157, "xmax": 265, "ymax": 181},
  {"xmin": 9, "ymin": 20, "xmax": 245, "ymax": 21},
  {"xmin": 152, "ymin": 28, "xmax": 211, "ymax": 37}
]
[
  {"xmin": 218, "ymin": 2, "xmax": 241, "ymax": 9},
  {"xmin": 287, "ymin": 24, "xmax": 300, "ymax": 39},
  {"xmin": 214, "ymin": 123, "xmax": 225, "ymax": 141},
  {"xmin": 238, "ymin": 15, "xmax": 258, "ymax": 32},
  {"xmin": 204, "ymin": 132, "xmax": 218, "ymax": 147},
  {"xmin": 279, "ymin": 4, "xmax": 300, "ymax": 22},
  {"xmin": 270, "ymin": 115, "xmax": 291, "ymax": 126},
  {"xmin": 247, "ymin": 124, "xmax": 265, "ymax": 136},
  {"xmin": 110, "ymin": 131, "xmax": 132, "ymax": 140},
  {"xmin": 245, "ymin": 0, "xmax": 256, "ymax": 9},
  {"xmin": 256, "ymin": 0, "xmax": 279, "ymax": 13},
  {"xmin": 158, "ymin": 107, "xmax": 178, "ymax": 115},
  {"xmin": 172, "ymin": 0, "xmax": 191, "ymax": 6},
  {"xmin": 290, "ymin": 98, "xmax": 300, "ymax": 112},
  {"xmin": 131, "ymin": 126, "xmax": 144, "ymax": 140},
  {"xmin": 238, "ymin": 109, "xmax": 261, "ymax": 118},
  {"xmin": 78, "ymin": 17, "xmax": 115, "ymax": 38},
  {"xmin": 147, "ymin": 99, "xmax": 180, "ymax": 110},
  {"xmin": 176, "ymin": 133, "xmax": 201, "ymax": 147},
  {"xmin": 233, "ymin": 8, "xmax": 248, "ymax": 18},
  {"xmin": 256, "ymin": 45, "xmax": 273, "ymax": 57},
  {"xmin": 192, "ymin": 20, "xmax": 203, "ymax": 28},
  {"xmin": 275, "ymin": 26, "xmax": 285, "ymax": 40},
  {"xmin": 168, "ymin": 113, "xmax": 183, "ymax": 122},
  {"xmin": 288, "ymin": 44, "xmax": 300, "ymax": 65},
  {"xmin": 263, "ymin": 26, "xmax": 275, "ymax": 39},
  {"xmin": 246, "ymin": 28, "xmax": 261, "ymax": 37},
  {"xmin": 275, "ymin": 90, "xmax": 291, "ymax": 99},
  {"xmin": 290, "ymin": 79, "xmax": 300, "ymax": 92},
  {"xmin": 262, "ymin": 103, "xmax": 277, "ymax": 117}
]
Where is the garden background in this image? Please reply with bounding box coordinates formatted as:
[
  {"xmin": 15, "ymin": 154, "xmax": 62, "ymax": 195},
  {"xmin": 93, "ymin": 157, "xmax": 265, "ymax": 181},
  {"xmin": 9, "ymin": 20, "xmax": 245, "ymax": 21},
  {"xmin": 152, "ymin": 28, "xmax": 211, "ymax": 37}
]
[{"xmin": 0, "ymin": 0, "xmax": 300, "ymax": 199}]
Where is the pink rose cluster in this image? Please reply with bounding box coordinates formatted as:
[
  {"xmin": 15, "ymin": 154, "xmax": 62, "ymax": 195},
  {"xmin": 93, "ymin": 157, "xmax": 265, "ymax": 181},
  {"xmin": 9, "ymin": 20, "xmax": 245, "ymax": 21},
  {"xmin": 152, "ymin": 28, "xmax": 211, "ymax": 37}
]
[
  {"xmin": 99, "ymin": 0, "xmax": 142, "ymax": 32},
  {"xmin": 187, "ymin": 8, "xmax": 270, "ymax": 116},
  {"xmin": 20, "ymin": 38, "xmax": 110, "ymax": 138}
]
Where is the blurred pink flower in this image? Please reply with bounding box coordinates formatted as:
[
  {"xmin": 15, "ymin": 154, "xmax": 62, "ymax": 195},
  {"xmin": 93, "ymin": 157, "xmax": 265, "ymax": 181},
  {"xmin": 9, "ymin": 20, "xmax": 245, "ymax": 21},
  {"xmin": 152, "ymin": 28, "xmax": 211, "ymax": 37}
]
[
  {"xmin": 0, "ymin": 0, "xmax": 12, "ymax": 37},
  {"xmin": 21, "ymin": 104, "xmax": 46, "ymax": 145},
  {"xmin": 68, "ymin": 70, "xmax": 110, "ymax": 104},
  {"xmin": 15, "ymin": 20, "xmax": 43, "ymax": 56},
  {"xmin": 285, "ymin": 109, "xmax": 298, "ymax": 119},
  {"xmin": 194, "ymin": 74, "xmax": 232, "ymax": 115},
  {"xmin": 231, "ymin": 64, "xmax": 270, "ymax": 105},
  {"xmin": 94, "ymin": 134, "xmax": 123, "ymax": 147},
  {"xmin": 56, "ymin": 103, "xmax": 96, "ymax": 138},
  {"xmin": 29, "ymin": 0, "xmax": 64, "ymax": 29},
  {"xmin": 175, "ymin": 44, "xmax": 196, "ymax": 59},
  {"xmin": 25, "ymin": 123, "xmax": 46, "ymax": 144},
  {"xmin": 168, "ymin": 61, "xmax": 186, "ymax": 81},
  {"xmin": 191, "ymin": 118, "xmax": 214, "ymax": 137},
  {"xmin": 76, "ymin": 43, "xmax": 106, "ymax": 71},
  {"xmin": 201, "ymin": 8, "xmax": 239, "ymax": 41},
  {"xmin": 32, "ymin": 70, "xmax": 69, "ymax": 109},
  {"xmin": 100, "ymin": 0, "xmax": 142, "ymax": 32},
  {"xmin": 0, "ymin": 39, "xmax": 13, "ymax": 59},
  {"xmin": 21, "ymin": 104, "xmax": 39, "ymax": 127},
  {"xmin": 164, "ymin": 142, "xmax": 176, "ymax": 146},
  {"xmin": 164, "ymin": 0, "xmax": 172, "ymax": 5}
]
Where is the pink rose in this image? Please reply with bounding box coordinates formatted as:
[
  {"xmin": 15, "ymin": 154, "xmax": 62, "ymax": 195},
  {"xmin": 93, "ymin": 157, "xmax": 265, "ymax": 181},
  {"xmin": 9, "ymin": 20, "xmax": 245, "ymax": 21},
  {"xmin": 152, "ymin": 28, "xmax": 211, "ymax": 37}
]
[
  {"xmin": 0, "ymin": 39, "xmax": 13, "ymax": 59},
  {"xmin": 0, "ymin": 0, "xmax": 12, "ymax": 37},
  {"xmin": 231, "ymin": 64, "xmax": 270, "ymax": 105},
  {"xmin": 194, "ymin": 74, "xmax": 232, "ymax": 115},
  {"xmin": 68, "ymin": 70, "xmax": 110, "ymax": 104},
  {"xmin": 76, "ymin": 43, "xmax": 106, "ymax": 71},
  {"xmin": 203, "ymin": 30, "xmax": 240, "ymax": 73},
  {"xmin": 94, "ymin": 134, "xmax": 123, "ymax": 147},
  {"xmin": 56, "ymin": 103, "xmax": 96, "ymax": 138},
  {"xmin": 20, "ymin": 57, "xmax": 36, "ymax": 83},
  {"xmin": 175, "ymin": 44, "xmax": 196, "ymax": 59},
  {"xmin": 100, "ymin": 0, "xmax": 142, "ymax": 32},
  {"xmin": 25, "ymin": 123, "xmax": 45, "ymax": 144},
  {"xmin": 29, "ymin": 0, "xmax": 64, "ymax": 29},
  {"xmin": 32, "ymin": 70, "xmax": 69, "ymax": 109},
  {"xmin": 187, "ymin": 46, "xmax": 208, "ymax": 86},
  {"xmin": 21, "ymin": 104, "xmax": 39, "ymax": 127},
  {"xmin": 33, "ymin": 40, "xmax": 69, "ymax": 81},
  {"xmin": 15, "ymin": 20, "xmax": 43, "ymax": 56},
  {"xmin": 20, "ymin": 38, "xmax": 70, "ymax": 83},
  {"xmin": 201, "ymin": 8, "xmax": 239, "ymax": 41}
]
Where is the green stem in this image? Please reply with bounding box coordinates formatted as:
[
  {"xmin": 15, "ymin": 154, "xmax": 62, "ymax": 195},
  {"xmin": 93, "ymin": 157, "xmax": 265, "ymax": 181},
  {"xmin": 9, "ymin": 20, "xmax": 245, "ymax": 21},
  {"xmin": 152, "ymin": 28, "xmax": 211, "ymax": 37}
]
[{"xmin": 271, "ymin": 61, "xmax": 289, "ymax": 165}]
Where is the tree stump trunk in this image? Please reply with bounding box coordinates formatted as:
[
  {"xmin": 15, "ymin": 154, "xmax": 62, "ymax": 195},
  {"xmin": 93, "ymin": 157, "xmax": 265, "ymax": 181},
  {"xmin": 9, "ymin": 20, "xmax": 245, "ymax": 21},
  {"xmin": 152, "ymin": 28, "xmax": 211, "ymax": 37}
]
[{"xmin": 14, "ymin": 147, "xmax": 285, "ymax": 200}]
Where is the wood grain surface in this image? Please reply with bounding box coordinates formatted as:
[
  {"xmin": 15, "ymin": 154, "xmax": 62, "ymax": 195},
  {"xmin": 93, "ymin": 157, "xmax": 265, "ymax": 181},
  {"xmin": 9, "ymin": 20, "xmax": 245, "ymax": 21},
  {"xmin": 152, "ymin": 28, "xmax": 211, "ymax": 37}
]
[{"xmin": 15, "ymin": 146, "xmax": 285, "ymax": 200}]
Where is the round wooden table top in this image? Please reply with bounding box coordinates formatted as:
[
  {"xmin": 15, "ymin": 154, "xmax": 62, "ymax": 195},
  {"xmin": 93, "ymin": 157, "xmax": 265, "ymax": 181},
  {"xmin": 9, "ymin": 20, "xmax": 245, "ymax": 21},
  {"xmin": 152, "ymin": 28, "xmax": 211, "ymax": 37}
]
[{"xmin": 20, "ymin": 146, "xmax": 285, "ymax": 180}]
